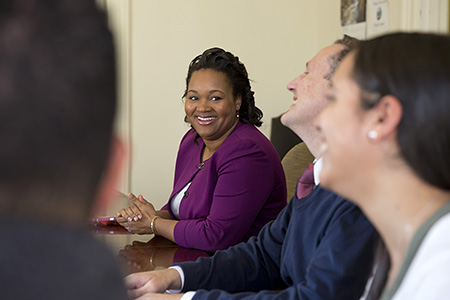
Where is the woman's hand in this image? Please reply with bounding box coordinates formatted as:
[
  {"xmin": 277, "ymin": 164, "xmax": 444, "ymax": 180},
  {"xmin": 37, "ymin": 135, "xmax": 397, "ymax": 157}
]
[{"xmin": 117, "ymin": 193, "xmax": 157, "ymax": 234}]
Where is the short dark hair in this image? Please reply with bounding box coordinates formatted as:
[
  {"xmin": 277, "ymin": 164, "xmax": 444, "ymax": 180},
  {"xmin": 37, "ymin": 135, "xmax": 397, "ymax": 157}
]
[
  {"xmin": 324, "ymin": 35, "xmax": 360, "ymax": 80},
  {"xmin": 0, "ymin": 0, "xmax": 116, "ymax": 216},
  {"xmin": 183, "ymin": 47, "xmax": 263, "ymax": 127},
  {"xmin": 353, "ymin": 32, "xmax": 450, "ymax": 190}
]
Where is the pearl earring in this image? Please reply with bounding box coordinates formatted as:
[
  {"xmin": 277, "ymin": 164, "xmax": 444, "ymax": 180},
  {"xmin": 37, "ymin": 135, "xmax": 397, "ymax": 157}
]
[
  {"xmin": 236, "ymin": 111, "xmax": 240, "ymax": 118},
  {"xmin": 368, "ymin": 130, "xmax": 378, "ymax": 139}
]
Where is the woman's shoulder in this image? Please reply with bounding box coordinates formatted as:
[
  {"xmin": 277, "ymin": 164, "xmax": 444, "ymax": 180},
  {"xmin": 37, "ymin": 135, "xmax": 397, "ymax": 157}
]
[
  {"xmin": 176, "ymin": 128, "xmax": 203, "ymax": 158},
  {"xmin": 215, "ymin": 122, "xmax": 279, "ymax": 162},
  {"xmin": 232, "ymin": 121, "xmax": 263, "ymax": 136},
  {"xmin": 180, "ymin": 128, "xmax": 196, "ymax": 141},
  {"xmin": 418, "ymin": 209, "xmax": 450, "ymax": 252},
  {"xmin": 179, "ymin": 128, "xmax": 202, "ymax": 146},
  {"xmin": 388, "ymin": 210, "xmax": 450, "ymax": 300},
  {"xmin": 226, "ymin": 122, "xmax": 271, "ymax": 147}
]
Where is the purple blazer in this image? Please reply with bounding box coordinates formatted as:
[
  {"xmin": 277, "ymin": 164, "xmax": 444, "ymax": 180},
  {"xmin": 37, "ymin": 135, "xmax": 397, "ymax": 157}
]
[{"xmin": 162, "ymin": 122, "xmax": 287, "ymax": 252}]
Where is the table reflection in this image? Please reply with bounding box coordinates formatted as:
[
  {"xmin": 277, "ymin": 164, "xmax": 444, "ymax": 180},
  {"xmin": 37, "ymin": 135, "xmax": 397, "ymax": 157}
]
[
  {"xmin": 92, "ymin": 192, "xmax": 209, "ymax": 275},
  {"xmin": 118, "ymin": 236, "xmax": 209, "ymax": 274},
  {"xmin": 93, "ymin": 225, "xmax": 209, "ymax": 275}
]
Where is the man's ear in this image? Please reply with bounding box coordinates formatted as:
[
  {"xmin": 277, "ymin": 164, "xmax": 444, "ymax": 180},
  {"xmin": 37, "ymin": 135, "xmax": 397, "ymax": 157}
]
[
  {"xmin": 368, "ymin": 95, "xmax": 403, "ymax": 141},
  {"xmin": 91, "ymin": 135, "xmax": 127, "ymax": 216}
]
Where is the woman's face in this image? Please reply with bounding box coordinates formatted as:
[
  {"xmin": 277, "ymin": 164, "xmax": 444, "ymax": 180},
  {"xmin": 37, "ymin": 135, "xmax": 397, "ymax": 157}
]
[
  {"xmin": 185, "ymin": 69, "xmax": 241, "ymax": 143},
  {"xmin": 315, "ymin": 53, "xmax": 375, "ymax": 199}
]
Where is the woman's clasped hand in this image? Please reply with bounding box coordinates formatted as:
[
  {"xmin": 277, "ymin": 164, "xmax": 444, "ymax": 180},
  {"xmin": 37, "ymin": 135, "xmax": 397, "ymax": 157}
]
[{"xmin": 117, "ymin": 193, "xmax": 157, "ymax": 234}]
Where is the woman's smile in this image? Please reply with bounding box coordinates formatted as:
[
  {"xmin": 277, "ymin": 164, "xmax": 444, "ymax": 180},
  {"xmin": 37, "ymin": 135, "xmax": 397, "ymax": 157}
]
[
  {"xmin": 185, "ymin": 68, "xmax": 241, "ymax": 143},
  {"xmin": 196, "ymin": 115, "xmax": 217, "ymax": 125}
]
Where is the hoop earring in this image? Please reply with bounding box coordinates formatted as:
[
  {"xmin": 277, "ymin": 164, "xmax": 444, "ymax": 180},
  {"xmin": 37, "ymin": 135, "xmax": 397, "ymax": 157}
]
[{"xmin": 368, "ymin": 130, "xmax": 378, "ymax": 139}]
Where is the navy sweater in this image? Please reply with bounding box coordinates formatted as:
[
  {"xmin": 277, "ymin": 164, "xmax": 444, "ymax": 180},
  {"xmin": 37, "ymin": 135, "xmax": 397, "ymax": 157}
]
[{"xmin": 177, "ymin": 186, "xmax": 378, "ymax": 300}]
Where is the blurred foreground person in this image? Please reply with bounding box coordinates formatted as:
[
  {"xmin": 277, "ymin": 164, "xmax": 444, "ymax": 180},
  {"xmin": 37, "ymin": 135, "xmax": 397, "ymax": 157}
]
[{"xmin": 0, "ymin": 1, "xmax": 128, "ymax": 299}]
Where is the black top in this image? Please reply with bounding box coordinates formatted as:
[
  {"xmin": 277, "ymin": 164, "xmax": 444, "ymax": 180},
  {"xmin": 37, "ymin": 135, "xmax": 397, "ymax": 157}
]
[{"xmin": 0, "ymin": 218, "xmax": 128, "ymax": 300}]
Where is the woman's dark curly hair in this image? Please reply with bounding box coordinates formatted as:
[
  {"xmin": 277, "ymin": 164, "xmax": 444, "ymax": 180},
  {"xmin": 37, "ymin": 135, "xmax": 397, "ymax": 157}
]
[{"xmin": 183, "ymin": 47, "xmax": 263, "ymax": 127}]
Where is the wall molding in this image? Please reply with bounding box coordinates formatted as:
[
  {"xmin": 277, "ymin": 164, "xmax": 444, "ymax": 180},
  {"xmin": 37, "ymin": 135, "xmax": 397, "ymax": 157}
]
[
  {"xmin": 400, "ymin": 0, "xmax": 449, "ymax": 33},
  {"xmin": 97, "ymin": 0, "xmax": 132, "ymax": 195}
]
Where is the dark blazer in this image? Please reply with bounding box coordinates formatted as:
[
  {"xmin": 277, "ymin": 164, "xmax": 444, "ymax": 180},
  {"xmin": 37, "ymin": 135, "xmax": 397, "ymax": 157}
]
[
  {"xmin": 177, "ymin": 186, "xmax": 378, "ymax": 300},
  {"xmin": 0, "ymin": 219, "xmax": 128, "ymax": 300},
  {"xmin": 162, "ymin": 122, "xmax": 287, "ymax": 252}
]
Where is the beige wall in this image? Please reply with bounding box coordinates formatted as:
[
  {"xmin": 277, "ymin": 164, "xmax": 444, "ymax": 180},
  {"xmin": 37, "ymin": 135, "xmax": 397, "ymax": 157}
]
[
  {"xmin": 104, "ymin": 0, "xmax": 449, "ymax": 212},
  {"xmin": 387, "ymin": 0, "xmax": 449, "ymax": 34},
  {"xmin": 128, "ymin": 0, "xmax": 342, "ymax": 210}
]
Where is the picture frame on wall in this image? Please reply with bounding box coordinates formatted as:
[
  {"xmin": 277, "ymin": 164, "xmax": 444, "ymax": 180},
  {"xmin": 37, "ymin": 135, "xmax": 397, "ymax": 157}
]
[{"xmin": 341, "ymin": 0, "xmax": 367, "ymax": 39}]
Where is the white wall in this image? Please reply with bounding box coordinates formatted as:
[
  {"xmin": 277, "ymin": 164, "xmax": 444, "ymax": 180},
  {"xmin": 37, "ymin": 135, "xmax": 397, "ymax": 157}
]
[{"xmin": 103, "ymin": 0, "xmax": 449, "ymax": 212}]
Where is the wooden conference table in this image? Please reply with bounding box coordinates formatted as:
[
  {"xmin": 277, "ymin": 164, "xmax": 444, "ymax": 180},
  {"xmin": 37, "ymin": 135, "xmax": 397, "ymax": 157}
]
[{"xmin": 92, "ymin": 193, "xmax": 209, "ymax": 275}]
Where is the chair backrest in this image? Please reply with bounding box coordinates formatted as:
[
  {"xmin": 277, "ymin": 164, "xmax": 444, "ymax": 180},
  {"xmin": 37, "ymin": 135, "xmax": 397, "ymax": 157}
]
[
  {"xmin": 281, "ymin": 142, "xmax": 314, "ymax": 202},
  {"xmin": 270, "ymin": 115, "xmax": 302, "ymax": 159}
]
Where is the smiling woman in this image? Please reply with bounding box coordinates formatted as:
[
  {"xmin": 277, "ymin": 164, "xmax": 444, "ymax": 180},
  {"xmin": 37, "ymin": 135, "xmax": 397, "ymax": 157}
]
[
  {"xmin": 117, "ymin": 48, "xmax": 287, "ymax": 252},
  {"xmin": 184, "ymin": 69, "xmax": 241, "ymax": 158},
  {"xmin": 316, "ymin": 32, "xmax": 450, "ymax": 300}
]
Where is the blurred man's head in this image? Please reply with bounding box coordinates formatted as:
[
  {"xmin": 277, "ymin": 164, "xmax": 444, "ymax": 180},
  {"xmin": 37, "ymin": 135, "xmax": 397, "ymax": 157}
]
[
  {"xmin": 0, "ymin": 0, "xmax": 123, "ymax": 223},
  {"xmin": 282, "ymin": 35, "xmax": 359, "ymax": 158}
]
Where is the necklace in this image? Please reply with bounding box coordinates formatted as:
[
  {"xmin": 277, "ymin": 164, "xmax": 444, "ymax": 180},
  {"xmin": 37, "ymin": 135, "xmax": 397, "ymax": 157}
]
[
  {"xmin": 391, "ymin": 200, "xmax": 436, "ymax": 283},
  {"xmin": 404, "ymin": 201, "xmax": 435, "ymax": 239}
]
